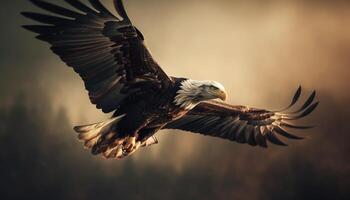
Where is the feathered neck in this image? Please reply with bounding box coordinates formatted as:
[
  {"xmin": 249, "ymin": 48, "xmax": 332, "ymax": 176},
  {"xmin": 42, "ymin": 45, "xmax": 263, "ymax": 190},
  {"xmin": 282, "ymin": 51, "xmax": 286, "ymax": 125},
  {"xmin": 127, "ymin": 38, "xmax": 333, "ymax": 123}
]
[
  {"xmin": 173, "ymin": 79, "xmax": 207, "ymax": 110},
  {"xmin": 174, "ymin": 79, "xmax": 226, "ymax": 110}
]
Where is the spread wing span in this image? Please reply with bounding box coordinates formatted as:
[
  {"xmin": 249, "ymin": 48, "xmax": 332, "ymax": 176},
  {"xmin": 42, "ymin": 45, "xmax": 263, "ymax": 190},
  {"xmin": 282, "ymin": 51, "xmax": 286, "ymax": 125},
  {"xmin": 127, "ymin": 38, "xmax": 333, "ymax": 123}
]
[
  {"xmin": 22, "ymin": 0, "xmax": 172, "ymax": 113},
  {"xmin": 164, "ymin": 87, "xmax": 318, "ymax": 147}
]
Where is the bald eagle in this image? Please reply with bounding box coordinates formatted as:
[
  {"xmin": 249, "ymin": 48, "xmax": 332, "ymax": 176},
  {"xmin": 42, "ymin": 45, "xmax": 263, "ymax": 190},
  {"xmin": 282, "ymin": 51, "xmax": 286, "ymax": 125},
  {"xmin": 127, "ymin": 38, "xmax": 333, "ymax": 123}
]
[{"xmin": 22, "ymin": 0, "xmax": 318, "ymax": 159}]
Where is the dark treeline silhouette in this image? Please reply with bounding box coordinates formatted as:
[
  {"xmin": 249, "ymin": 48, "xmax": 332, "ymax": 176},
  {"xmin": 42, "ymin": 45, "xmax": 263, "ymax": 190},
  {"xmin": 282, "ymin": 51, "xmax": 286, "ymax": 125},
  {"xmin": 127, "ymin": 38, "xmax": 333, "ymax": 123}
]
[{"xmin": 0, "ymin": 92, "xmax": 228, "ymax": 200}]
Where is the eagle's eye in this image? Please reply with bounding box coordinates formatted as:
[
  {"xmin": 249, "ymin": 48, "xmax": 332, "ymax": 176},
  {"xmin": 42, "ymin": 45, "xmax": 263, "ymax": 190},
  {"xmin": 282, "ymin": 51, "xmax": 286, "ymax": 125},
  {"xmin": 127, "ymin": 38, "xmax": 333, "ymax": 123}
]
[{"xmin": 209, "ymin": 85, "xmax": 219, "ymax": 90}]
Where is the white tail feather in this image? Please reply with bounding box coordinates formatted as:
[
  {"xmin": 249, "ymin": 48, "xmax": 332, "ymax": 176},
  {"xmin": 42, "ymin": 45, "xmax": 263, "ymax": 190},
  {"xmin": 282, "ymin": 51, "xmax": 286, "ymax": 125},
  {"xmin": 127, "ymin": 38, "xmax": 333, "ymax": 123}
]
[
  {"xmin": 74, "ymin": 115, "xmax": 125, "ymax": 148},
  {"xmin": 73, "ymin": 114, "xmax": 160, "ymax": 159}
]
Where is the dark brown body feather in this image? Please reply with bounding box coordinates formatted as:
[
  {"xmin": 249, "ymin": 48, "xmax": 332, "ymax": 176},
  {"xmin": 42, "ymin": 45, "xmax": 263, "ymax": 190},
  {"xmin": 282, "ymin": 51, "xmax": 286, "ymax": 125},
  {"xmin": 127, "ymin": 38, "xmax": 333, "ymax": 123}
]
[
  {"xmin": 113, "ymin": 78, "xmax": 189, "ymax": 140},
  {"xmin": 89, "ymin": 77, "xmax": 188, "ymax": 154}
]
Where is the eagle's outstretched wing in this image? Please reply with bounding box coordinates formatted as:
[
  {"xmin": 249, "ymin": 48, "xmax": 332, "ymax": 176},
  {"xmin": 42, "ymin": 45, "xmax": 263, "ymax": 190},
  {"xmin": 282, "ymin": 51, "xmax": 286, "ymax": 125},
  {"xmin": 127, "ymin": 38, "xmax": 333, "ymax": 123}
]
[
  {"xmin": 22, "ymin": 0, "xmax": 172, "ymax": 113},
  {"xmin": 164, "ymin": 87, "xmax": 318, "ymax": 147}
]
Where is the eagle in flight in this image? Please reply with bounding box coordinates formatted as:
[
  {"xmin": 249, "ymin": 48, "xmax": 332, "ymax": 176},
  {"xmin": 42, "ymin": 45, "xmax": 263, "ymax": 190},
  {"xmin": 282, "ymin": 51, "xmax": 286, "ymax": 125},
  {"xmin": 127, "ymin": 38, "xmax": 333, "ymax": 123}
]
[{"xmin": 22, "ymin": 0, "xmax": 318, "ymax": 159}]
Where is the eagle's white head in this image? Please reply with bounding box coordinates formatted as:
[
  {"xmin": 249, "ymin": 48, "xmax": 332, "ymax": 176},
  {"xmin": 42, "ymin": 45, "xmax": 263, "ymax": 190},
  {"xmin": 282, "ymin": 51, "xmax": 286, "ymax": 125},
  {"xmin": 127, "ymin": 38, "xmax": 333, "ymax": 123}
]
[{"xmin": 174, "ymin": 79, "xmax": 227, "ymax": 110}]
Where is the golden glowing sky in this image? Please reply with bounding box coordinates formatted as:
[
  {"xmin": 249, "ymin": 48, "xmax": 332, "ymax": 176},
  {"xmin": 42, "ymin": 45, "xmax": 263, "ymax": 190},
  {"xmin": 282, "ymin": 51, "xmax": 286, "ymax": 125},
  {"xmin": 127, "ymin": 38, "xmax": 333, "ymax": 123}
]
[{"xmin": 1, "ymin": 1, "xmax": 350, "ymax": 199}]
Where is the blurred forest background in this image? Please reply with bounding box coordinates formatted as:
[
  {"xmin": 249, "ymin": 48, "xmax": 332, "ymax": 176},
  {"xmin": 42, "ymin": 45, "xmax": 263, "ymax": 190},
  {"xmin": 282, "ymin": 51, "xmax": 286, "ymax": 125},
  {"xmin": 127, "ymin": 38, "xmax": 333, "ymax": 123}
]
[{"xmin": 1, "ymin": 0, "xmax": 350, "ymax": 199}]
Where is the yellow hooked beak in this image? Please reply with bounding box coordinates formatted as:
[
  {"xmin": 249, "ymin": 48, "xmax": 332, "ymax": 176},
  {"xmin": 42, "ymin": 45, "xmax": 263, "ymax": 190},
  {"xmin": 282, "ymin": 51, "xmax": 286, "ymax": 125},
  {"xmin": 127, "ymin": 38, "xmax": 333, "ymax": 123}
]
[{"xmin": 216, "ymin": 90, "xmax": 227, "ymax": 101}]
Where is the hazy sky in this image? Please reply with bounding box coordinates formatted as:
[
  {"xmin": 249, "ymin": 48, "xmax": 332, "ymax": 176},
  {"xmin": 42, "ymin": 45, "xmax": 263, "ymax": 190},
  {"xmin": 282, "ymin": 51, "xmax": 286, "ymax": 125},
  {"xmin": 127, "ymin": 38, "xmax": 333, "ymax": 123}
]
[{"xmin": 1, "ymin": 0, "xmax": 350, "ymax": 199}]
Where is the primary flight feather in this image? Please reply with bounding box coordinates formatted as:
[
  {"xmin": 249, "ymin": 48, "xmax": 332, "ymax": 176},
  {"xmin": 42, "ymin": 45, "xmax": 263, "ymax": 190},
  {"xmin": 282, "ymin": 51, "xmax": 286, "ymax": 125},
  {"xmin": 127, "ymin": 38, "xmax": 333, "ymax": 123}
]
[{"xmin": 22, "ymin": 0, "xmax": 318, "ymax": 159}]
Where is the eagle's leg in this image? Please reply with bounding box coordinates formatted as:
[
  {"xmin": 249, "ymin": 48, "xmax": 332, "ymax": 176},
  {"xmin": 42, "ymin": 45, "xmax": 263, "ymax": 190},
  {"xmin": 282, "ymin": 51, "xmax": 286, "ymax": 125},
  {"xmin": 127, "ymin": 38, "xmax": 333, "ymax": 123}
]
[
  {"xmin": 122, "ymin": 136, "xmax": 137, "ymax": 152},
  {"xmin": 117, "ymin": 114, "xmax": 152, "ymax": 154},
  {"xmin": 138, "ymin": 126, "xmax": 161, "ymax": 145},
  {"xmin": 122, "ymin": 137, "xmax": 141, "ymax": 156}
]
